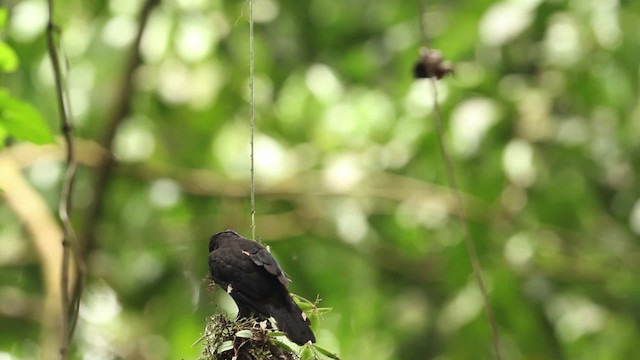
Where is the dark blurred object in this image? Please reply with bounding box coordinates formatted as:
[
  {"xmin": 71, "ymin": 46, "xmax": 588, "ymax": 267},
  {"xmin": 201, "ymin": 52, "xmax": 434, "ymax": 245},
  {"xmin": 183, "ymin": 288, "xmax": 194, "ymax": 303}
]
[
  {"xmin": 413, "ymin": 47, "xmax": 454, "ymax": 79},
  {"xmin": 208, "ymin": 230, "xmax": 316, "ymax": 346}
]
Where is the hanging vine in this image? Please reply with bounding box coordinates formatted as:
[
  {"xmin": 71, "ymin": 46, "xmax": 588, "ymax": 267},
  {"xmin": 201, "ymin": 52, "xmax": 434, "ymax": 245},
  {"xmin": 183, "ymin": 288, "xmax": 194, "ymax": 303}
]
[{"xmin": 45, "ymin": 0, "xmax": 82, "ymax": 356}]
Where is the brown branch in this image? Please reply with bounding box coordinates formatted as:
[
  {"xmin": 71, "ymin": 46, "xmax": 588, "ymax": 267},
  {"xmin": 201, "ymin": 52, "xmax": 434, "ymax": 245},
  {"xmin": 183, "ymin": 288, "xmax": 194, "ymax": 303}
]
[
  {"xmin": 0, "ymin": 154, "xmax": 66, "ymax": 359},
  {"xmin": 69, "ymin": 1, "xmax": 159, "ymax": 341},
  {"xmin": 80, "ymin": 0, "xmax": 160, "ymax": 258},
  {"xmin": 4, "ymin": 140, "xmax": 486, "ymax": 215},
  {"xmin": 45, "ymin": 0, "xmax": 82, "ymax": 357},
  {"xmin": 16, "ymin": 142, "xmax": 640, "ymax": 276},
  {"xmin": 7, "ymin": 138, "xmax": 106, "ymax": 167}
]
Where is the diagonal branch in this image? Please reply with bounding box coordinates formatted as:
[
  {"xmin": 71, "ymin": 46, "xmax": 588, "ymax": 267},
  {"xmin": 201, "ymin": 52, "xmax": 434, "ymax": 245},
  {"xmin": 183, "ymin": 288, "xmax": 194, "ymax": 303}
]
[
  {"xmin": 80, "ymin": 0, "xmax": 160, "ymax": 258},
  {"xmin": 0, "ymin": 154, "xmax": 66, "ymax": 360}
]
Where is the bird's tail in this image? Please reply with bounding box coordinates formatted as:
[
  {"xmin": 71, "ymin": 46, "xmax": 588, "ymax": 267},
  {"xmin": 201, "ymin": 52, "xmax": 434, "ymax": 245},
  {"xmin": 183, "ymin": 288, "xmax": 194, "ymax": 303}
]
[{"xmin": 269, "ymin": 296, "xmax": 316, "ymax": 346}]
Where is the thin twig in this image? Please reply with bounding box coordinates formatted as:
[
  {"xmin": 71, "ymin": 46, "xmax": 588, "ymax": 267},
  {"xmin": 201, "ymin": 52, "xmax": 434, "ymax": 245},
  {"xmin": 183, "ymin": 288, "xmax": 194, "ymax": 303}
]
[
  {"xmin": 417, "ymin": 0, "xmax": 502, "ymax": 356},
  {"xmin": 45, "ymin": 0, "xmax": 80, "ymax": 357},
  {"xmin": 429, "ymin": 79, "xmax": 503, "ymax": 359},
  {"xmin": 72, "ymin": 0, "xmax": 158, "ymax": 343},
  {"xmin": 249, "ymin": 0, "xmax": 256, "ymax": 240},
  {"xmin": 80, "ymin": 0, "xmax": 160, "ymax": 257},
  {"xmin": 418, "ymin": 0, "xmax": 429, "ymax": 47}
]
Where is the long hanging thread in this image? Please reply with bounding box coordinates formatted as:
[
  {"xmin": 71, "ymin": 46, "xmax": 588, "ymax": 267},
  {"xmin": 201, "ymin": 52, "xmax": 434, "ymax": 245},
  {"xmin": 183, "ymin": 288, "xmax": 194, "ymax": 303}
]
[{"xmin": 249, "ymin": 0, "xmax": 256, "ymax": 240}]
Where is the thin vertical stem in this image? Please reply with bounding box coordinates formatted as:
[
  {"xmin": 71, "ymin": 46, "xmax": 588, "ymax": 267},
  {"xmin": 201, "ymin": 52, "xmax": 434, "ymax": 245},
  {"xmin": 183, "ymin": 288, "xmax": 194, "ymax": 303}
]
[
  {"xmin": 429, "ymin": 79, "xmax": 503, "ymax": 360},
  {"xmin": 249, "ymin": 0, "xmax": 256, "ymax": 240},
  {"xmin": 45, "ymin": 0, "xmax": 79, "ymax": 357},
  {"xmin": 418, "ymin": 0, "xmax": 429, "ymax": 47}
]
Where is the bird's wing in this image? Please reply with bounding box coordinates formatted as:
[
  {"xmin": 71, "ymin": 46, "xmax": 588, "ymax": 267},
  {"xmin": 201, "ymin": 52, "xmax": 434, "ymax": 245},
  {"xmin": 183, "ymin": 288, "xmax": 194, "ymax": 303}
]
[
  {"xmin": 244, "ymin": 246, "xmax": 290, "ymax": 287},
  {"xmin": 209, "ymin": 243, "xmax": 284, "ymax": 299}
]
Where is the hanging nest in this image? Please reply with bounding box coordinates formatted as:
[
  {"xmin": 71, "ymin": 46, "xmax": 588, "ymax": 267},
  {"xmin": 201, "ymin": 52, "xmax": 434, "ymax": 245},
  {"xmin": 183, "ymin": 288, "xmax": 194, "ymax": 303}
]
[
  {"xmin": 198, "ymin": 295, "xmax": 339, "ymax": 360},
  {"xmin": 200, "ymin": 313, "xmax": 298, "ymax": 360}
]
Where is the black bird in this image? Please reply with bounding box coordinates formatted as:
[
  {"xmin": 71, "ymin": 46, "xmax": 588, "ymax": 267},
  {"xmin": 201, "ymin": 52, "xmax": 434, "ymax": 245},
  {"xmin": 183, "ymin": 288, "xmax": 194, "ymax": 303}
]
[{"xmin": 208, "ymin": 230, "xmax": 316, "ymax": 345}]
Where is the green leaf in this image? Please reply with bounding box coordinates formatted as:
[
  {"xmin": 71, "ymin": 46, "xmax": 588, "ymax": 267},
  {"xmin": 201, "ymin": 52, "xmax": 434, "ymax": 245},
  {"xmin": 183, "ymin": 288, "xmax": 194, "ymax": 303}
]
[
  {"xmin": 297, "ymin": 302, "xmax": 315, "ymax": 311},
  {"xmin": 291, "ymin": 293, "xmax": 315, "ymax": 305},
  {"xmin": 0, "ymin": 124, "xmax": 6, "ymax": 145},
  {"xmin": 0, "ymin": 91, "xmax": 54, "ymax": 144},
  {"xmin": 234, "ymin": 329, "xmax": 253, "ymax": 339},
  {"xmin": 310, "ymin": 313, "xmax": 320, "ymax": 334},
  {"xmin": 0, "ymin": 8, "xmax": 7, "ymax": 29},
  {"xmin": 314, "ymin": 307, "xmax": 333, "ymax": 315},
  {"xmin": 299, "ymin": 345, "xmax": 316, "ymax": 360},
  {"xmin": 216, "ymin": 340, "xmax": 234, "ymax": 354},
  {"xmin": 270, "ymin": 338, "xmax": 297, "ymax": 354},
  {"xmin": 313, "ymin": 344, "xmax": 341, "ymax": 360},
  {"xmin": 0, "ymin": 42, "xmax": 19, "ymax": 73}
]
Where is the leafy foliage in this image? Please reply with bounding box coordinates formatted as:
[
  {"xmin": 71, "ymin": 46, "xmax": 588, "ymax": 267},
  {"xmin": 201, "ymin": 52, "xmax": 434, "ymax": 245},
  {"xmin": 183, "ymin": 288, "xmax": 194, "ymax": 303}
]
[
  {"xmin": 0, "ymin": 90, "xmax": 54, "ymax": 145},
  {"xmin": 0, "ymin": 7, "xmax": 52, "ymax": 146}
]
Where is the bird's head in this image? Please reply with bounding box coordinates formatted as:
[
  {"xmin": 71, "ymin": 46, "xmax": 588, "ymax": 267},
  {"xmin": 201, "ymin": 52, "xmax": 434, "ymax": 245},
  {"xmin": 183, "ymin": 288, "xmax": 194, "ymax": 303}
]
[{"xmin": 209, "ymin": 229, "xmax": 240, "ymax": 253}]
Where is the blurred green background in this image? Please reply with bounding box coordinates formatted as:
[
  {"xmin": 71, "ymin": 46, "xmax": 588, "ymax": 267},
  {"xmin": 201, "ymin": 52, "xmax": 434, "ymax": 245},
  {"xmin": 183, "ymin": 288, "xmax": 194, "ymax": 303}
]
[{"xmin": 1, "ymin": 0, "xmax": 640, "ymax": 358}]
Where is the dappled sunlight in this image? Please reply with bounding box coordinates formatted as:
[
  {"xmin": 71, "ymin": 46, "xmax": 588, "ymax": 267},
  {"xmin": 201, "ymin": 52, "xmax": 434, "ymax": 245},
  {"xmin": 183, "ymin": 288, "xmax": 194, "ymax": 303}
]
[
  {"xmin": 113, "ymin": 119, "xmax": 156, "ymax": 162},
  {"xmin": 437, "ymin": 281, "xmax": 483, "ymax": 335},
  {"xmin": 322, "ymin": 154, "xmax": 364, "ymax": 193},
  {"xmin": 479, "ymin": 0, "xmax": 536, "ymax": 47},
  {"xmin": 544, "ymin": 14, "xmax": 583, "ymax": 67},
  {"xmin": 80, "ymin": 283, "xmax": 122, "ymax": 325},
  {"xmin": 253, "ymin": 135, "xmax": 296, "ymax": 185},
  {"xmin": 396, "ymin": 197, "xmax": 449, "ymax": 230},
  {"xmin": 175, "ymin": 14, "xmax": 217, "ymax": 63},
  {"xmin": 140, "ymin": 10, "xmax": 171, "ymax": 63},
  {"xmin": 252, "ymin": 0, "xmax": 279, "ymax": 24},
  {"xmin": 149, "ymin": 178, "xmax": 182, "ymax": 208},
  {"xmin": 502, "ymin": 139, "xmax": 536, "ymax": 187},
  {"xmin": 8, "ymin": 0, "xmax": 47, "ymax": 41},
  {"xmin": 332, "ymin": 199, "xmax": 368, "ymax": 244},
  {"xmin": 546, "ymin": 295, "xmax": 607, "ymax": 343},
  {"xmin": 503, "ymin": 231, "xmax": 534, "ymax": 267},
  {"xmin": 305, "ymin": 64, "xmax": 344, "ymax": 104},
  {"xmin": 27, "ymin": 157, "xmax": 62, "ymax": 190},
  {"xmin": 102, "ymin": 16, "xmax": 137, "ymax": 48},
  {"xmin": 450, "ymin": 97, "xmax": 500, "ymax": 158},
  {"xmin": 629, "ymin": 199, "xmax": 640, "ymax": 236}
]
